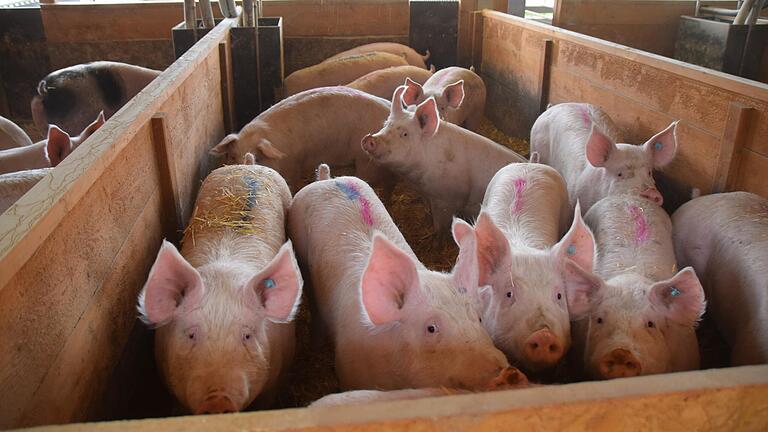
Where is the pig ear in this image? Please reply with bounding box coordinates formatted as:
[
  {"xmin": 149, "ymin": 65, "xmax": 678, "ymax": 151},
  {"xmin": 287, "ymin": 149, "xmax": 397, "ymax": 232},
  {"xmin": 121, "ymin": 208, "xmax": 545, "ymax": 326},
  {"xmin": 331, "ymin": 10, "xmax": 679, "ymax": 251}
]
[
  {"xmin": 402, "ymin": 78, "xmax": 423, "ymax": 106},
  {"xmin": 442, "ymin": 80, "xmax": 465, "ymax": 109},
  {"xmin": 138, "ymin": 240, "xmax": 204, "ymax": 326},
  {"xmin": 391, "ymin": 85, "xmax": 408, "ymax": 115},
  {"xmin": 562, "ymin": 259, "xmax": 603, "ymax": 319},
  {"xmin": 45, "ymin": 125, "xmax": 72, "ymax": 167},
  {"xmin": 585, "ymin": 126, "xmax": 615, "ymax": 168},
  {"xmin": 77, "ymin": 110, "xmax": 105, "ymax": 142},
  {"xmin": 643, "ymin": 121, "xmax": 678, "ymax": 168},
  {"xmin": 552, "ymin": 202, "xmax": 595, "ymax": 272},
  {"xmin": 256, "ymin": 138, "xmax": 286, "ymax": 160},
  {"xmin": 243, "ymin": 152, "xmax": 256, "ymax": 165},
  {"xmin": 210, "ymin": 133, "xmax": 239, "ymax": 157},
  {"xmin": 474, "ymin": 212, "xmax": 511, "ymax": 287},
  {"xmin": 415, "ymin": 97, "xmax": 440, "ymax": 138},
  {"xmin": 248, "ymin": 241, "xmax": 303, "ymax": 323},
  {"xmin": 452, "ymin": 218, "xmax": 479, "ymax": 296},
  {"xmin": 361, "ymin": 233, "xmax": 421, "ymax": 326},
  {"xmin": 649, "ymin": 267, "xmax": 705, "ymax": 326}
]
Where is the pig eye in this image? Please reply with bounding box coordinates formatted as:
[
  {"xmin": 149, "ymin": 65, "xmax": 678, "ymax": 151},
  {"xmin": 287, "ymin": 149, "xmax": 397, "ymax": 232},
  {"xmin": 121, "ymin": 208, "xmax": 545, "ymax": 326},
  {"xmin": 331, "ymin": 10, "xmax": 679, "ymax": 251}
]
[
  {"xmin": 647, "ymin": 321, "xmax": 655, "ymax": 328},
  {"xmin": 617, "ymin": 172, "xmax": 624, "ymax": 178},
  {"xmin": 506, "ymin": 291, "xmax": 512, "ymax": 299},
  {"xmin": 184, "ymin": 327, "xmax": 198, "ymax": 341},
  {"xmin": 400, "ymin": 130, "xmax": 408, "ymax": 138},
  {"xmin": 557, "ymin": 293, "xmax": 562, "ymax": 300},
  {"xmin": 596, "ymin": 317, "xmax": 603, "ymax": 324},
  {"xmin": 426, "ymin": 324, "xmax": 439, "ymax": 334}
]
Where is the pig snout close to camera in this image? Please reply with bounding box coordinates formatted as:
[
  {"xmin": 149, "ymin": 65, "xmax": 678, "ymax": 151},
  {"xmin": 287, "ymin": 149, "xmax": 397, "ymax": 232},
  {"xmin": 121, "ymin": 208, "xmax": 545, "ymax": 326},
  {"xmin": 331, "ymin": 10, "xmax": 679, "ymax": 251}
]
[
  {"xmin": 138, "ymin": 165, "xmax": 302, "ymax": 414},
  {"xmin": 289, "ymin": 169, "xmax": 509, "ymax": 392},
  {"xmin": 530, "ymin": 102, "xmax": 677, "ymax": 214}
]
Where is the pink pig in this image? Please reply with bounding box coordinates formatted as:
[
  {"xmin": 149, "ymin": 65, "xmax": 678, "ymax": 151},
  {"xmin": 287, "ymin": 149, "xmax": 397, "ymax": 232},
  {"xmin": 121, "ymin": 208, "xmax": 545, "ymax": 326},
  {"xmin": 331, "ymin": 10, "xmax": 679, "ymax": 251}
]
[
  {"xmin": 574, "ymin": 195, "xmax": 706, "ymax": 379},
  {"xmin": 0, "ymin": 116, "xmax": 33, "ymax": 150},
  {"xmin": 347, "ymin": 65, "xmax": 433, "ymax": 100},
  {"xmin": 324, "ymin": 43, "xmax": 430, "ymax": 69},
  {"xmin": 401, "ymin": 66, "xmax": 486, "ymax": 131},
  {"xmin": 673, "ymin": 191, "xmax": 768, "ymax": 365},
  {"xmin": 138, "ymin": 165, "xmax": 303, "ymax": 414},
  {"xmin": 288, "ymin": 167, "xmax": 509, "ymax": 391},
  {"xmin": 456, "ymin": 163, "xmax": 599, "ymax": 371},
  {"xmin": 0, "ymin": 111, "xmax": 104, "ymax": 175},
  {"xmin": 361, "ymin": 86, "xmax": 526, "ymax": 237},
  {"xmin": 530, "ymin": 103, "xmax": 677, "ymax": 213}
]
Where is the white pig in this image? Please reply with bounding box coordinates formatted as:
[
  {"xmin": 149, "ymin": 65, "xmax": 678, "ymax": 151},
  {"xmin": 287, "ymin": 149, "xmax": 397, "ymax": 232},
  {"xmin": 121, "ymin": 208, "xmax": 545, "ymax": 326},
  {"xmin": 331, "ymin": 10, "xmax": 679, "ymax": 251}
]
[
  {"xmin": 0, "ymin": 116, "xmax": 33, "ymax": 150},
  {"xmin": 288, "ymin": 169, "xmax": 509, "ymax": 391},
  {"xmin": 401, "ymin": 66, "xmax": 486, "ymax": 131},
  {"xmin": 210, "ymin": 87, "xmax": 394, "ymax": 197},
  {"xmin": 324, "ymin": 43, "xmax": 430, "ymax": 69},
  {"xmin": 346, "ymin": 65, "xmax": 433, "ymax": 100},
  {"xmin": 0, "ymin": 168, "xmax": 52, "ymax": 214},
  {"xmin": 138, "ymin": 165, "xmax": 303, "ymax": 414},
  {"xmin": 0, "ymin": 112, "xmax": 104, "ymax": 175},
  {"xmin": 361, "ymin": 86, "xmax": 526, "ymax": 236},
  {"xmin": 530, "ymin": 103, "xmax": 677, "ymax": 213},
  {"xmin": 673, "ymin": 191, "xmax": 768, "ymax": 365},
  {"xmin": 575, "ymin": 195, "xmax": 706, "ymax": 379},
  {"xmin": 457, "ymin": 163, "xmax": 599, "ymax": 372},
  {"xmin": 283, "ymin": 52, "xmax": 409, "ymax": 97}
]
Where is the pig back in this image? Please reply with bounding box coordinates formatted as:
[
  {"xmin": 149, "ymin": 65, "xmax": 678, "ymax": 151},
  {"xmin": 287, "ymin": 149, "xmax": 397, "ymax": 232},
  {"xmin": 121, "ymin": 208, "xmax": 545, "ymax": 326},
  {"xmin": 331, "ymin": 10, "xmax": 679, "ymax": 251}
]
[
  {"xmin": 585, "ymin": 195, "xmax": 676, "ymax": 282},
  {"xmin": 181, "ymin": 164, "xmax": 291, "ymax": 263},
  {"xmin": 347, "ymin": 66, "xmax": 433, "ymax": 100},
  {"xmin": 284, "ymin": 52, "xmax": 409, "ymax": 97},
  {"xmin": 0, "ymin": 116, "xmax": 33, "ymax": 150},
  {"xmin": 482, "ymin": 163, "xmax": 570, "ymax": 249},
  {"xmin": 289, "ymin": 176, "xmax": 414, "ymax": 338}
]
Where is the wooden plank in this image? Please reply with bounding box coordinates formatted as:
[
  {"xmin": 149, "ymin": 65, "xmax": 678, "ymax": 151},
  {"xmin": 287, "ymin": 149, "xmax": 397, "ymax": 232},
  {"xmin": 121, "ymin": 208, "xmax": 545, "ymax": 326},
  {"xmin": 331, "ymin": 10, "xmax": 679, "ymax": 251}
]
[
  {"xmin": 25, "ymin": 365, "xmax": 768, "ymax": 431},
  {"xmin": 151, "ymin": 114, "xmax": 183, "ymax": 243},
  {"xmin": 471, "ymin": 10, "xmax": 484, "ymax": 70},
  {"xmin": 735, "ymin": 149, "xmax": 768, "ymax": 199},
  {"xmin": 218, "ymin": 42, "xmax": 235, "ymax": 134},
  {"xmin": 262, "ymin": 0, "xmax": 409, "ymax": 38},
  {"xmin": 457, "ymin": 0, "xmax": 478, "ymax": 67},
  {"xmin": 537, "ymin": 39, "xmax": 553, "ymax": 114},
  {"xmin": 713, "ymin": 102, "xmax": 754, "ymax": 193}
]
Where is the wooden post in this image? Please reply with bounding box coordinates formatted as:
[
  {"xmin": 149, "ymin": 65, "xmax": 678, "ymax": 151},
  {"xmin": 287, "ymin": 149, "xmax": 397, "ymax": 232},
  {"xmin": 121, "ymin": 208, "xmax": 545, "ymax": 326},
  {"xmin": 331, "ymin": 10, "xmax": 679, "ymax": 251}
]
[
  {"xmin": 410, "ymin": 0, "xmax": 459, "ymax": 70},
  {"xmin": 471, "ymin": 10, "xmax": 485, "ymax": 70},
  {"xmin": 219, "ymin": 42, "xmax": 235, "ymax": 134},
  {"xmin": 713, "ymin": 102, "xmax": 753, "ymax": 193},
  {"xmin": 537, "ymin": 39, "xmax": 554, "ymax": 114},
  {"xmin": 150, "ymin": 113, "xmax": 183, "ymax": 244}
]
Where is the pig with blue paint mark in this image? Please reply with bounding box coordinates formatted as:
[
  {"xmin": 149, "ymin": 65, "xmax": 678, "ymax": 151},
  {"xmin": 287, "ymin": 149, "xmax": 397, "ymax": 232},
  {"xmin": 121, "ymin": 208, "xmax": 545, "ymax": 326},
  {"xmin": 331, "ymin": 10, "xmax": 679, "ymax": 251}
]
[
  {"xmin": 574, "ymin": 195, "xmax": 706, "ymax": 379},
  {"xmin": 530, "ymin": 103, "xmax": 677, "ymax": 214},
  {"xmin": 455, "ymin": 163, "xmax": 600, "ymax": 373},
  {"xmin": 138, "ymin": 164, "xmax": 303, "ymax": 414},
  {"xmin": 288, "ymin": 165, "xmax": 510, "ymax": 391}
]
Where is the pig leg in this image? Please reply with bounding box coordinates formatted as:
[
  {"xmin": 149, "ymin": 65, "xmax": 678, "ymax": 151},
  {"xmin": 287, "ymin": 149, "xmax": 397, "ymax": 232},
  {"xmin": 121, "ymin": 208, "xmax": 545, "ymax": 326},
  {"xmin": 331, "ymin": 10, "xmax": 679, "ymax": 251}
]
[{"xmin": 429, "ymin": 199, "xmax": 454, "ymax": 245}]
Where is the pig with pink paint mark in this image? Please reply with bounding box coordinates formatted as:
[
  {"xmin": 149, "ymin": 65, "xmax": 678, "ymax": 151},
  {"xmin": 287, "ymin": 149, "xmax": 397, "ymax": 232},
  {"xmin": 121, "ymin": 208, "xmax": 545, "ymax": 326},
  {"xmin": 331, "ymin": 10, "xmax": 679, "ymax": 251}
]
[
  {"xmin": 324, "ymin": 43, "xmax": 431, "ymax": 69},
  {"xmin": 138, "ymin": 164, "xmax": 303, "ymax": 414},
  {"xmin": 530, "ymin": 103, "xmax": 677, "ymax": 213},
  {"xmin": 574, "ymin": 194, "xmax": 706, "ymax": 379},
  {"xmin": 402, "ymin": 66, "xmax": 486, "ymax": 131},
  {"xmin": 346, "ymin": 65, "xmax": 433, "ymax": 100},
  {"xmin": 0, "ymin": 111, "xmax": 104, "ymax": 175},
  {"xmin": 288, "ymin": 167, "xmax": 509, "ymax": 391},
  {"xmin": 673, "ymin": 192, "xmax": 768, "ymax": 366},
  {"xmin": 455, "ymin": 163, "xmax": 599, "ymax": 372},
  {"xmin": 361, "ymin": 86, "xmax": 526, "ymax": 237},
  {"xmin": 211, "ymin": 87, "xmax": 395, "ymax": 196}
]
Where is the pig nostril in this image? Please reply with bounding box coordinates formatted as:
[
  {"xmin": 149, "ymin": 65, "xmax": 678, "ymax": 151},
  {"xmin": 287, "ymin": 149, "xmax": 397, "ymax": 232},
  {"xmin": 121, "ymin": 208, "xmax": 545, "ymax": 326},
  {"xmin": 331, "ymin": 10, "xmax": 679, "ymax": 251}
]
[
  {"xmin": 626, "ymin": 362, "xmax": 636, "ymax": 369},
  {"xmin": 530, "ymin": 342, "xmax": 539, "ymax": 350},
  {"xmin": 549, "ymin": 344, "xmax": 558, "ymax": 353}
]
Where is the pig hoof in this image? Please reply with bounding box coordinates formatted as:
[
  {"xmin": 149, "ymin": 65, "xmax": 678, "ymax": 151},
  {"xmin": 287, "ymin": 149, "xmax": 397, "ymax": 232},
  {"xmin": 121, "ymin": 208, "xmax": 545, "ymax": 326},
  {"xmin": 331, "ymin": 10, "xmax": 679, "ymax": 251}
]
[{"xmin": 488, "ymin": 367, "xmax": 529, "ymax": 390}]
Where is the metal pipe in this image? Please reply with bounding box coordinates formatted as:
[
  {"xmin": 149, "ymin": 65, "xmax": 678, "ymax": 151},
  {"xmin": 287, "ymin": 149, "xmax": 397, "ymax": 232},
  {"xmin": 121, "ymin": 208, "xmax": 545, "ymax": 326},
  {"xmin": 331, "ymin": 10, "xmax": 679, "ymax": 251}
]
[
  {"xmin": 699, "ymin": 7, "xmax": 739, "ymax": 17},
  {"xmin": 243, "ymin": 0, "xmax": 255, "ymax": 27},
  {"xmin": 734, "ymin": 0, "xmax": 757, "ymax": 24},
  {"xmin": 199, "ymin": 0, "xmax": 215, "ymax": 29},
  {"xmin": 183, "ymin": 0, "xmax": 197, "ymax": 30},
  {"xmin": 695, "ymin": 0, "xmax": 701, "ymax": 17},
  {"xmin": 219, "ymin": 0, "xmax": 237, "ymax": 18}
]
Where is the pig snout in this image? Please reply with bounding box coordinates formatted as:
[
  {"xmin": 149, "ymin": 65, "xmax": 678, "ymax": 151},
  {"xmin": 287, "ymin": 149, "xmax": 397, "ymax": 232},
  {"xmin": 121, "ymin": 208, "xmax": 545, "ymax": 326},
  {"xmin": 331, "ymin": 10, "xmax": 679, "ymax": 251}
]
[
  {"xmin": 361, "ymin": 134, "xmax": 377, "ymax": 154},
  {"xmin": 598, "ymin": 349, "xmax": 642, "ymax": 379},
  {"xmin": 640, "ymin": 187, "xmax": 663, "ymax": 206},
  {"xmin": 523, "ymin": 328, "xmax": 564, "ymax": 367},
  {"xmin": 195, "ymin": 394, "xmax": 238, "ymax": 415}
]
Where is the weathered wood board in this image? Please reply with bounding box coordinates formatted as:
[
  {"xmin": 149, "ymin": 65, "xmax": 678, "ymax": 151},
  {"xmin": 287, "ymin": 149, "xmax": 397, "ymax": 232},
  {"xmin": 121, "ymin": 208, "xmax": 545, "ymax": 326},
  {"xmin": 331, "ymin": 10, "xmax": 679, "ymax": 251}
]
[{"xmin": 476, "ymin": 11, "xmax": 768, "ymax": 198}]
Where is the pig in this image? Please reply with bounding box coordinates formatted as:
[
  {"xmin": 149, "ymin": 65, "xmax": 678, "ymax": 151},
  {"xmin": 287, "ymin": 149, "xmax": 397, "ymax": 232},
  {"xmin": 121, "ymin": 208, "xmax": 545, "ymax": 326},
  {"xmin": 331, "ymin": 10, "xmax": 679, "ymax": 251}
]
[
  {"xmin": 346, "ymin": 65, "xmax": 433, "ymax": 100},
  {"xmin": 0, "ymin": 116, "xmax": 33, "ymax": 150},
  {"xmin": 288, "ymin": 168, "xmax": 509, "ymax": 391},
  {"xmin": 324, "ymin": 43, "xmax": 430, "ymax": 69},
  {"xmin": 210, "ymin": 87, "xmax": 394, "ymax": 196},
  {"xmin": 309, "ymin": 366, "xmax": 531, "ymax": 407},
  {"xmin": 361, "ymin": 86, "xmax": 526, "ymax": 237},
  {"xmin": 401, "ymin": 66, "xmax": 486, "ymax": 131},
  {"xmin": 457, "ymin": 163, "xmax": 599, "ymax": 372},
  {"xmin": 573, "ymin": 194, "xmax": 706, "ymax": 379},
  {"xmin": 283, "ymin": 52, "xmax": 409, "ymax": 97},
  {"xmin": 530, "ymin": 103, "xmax": 677, "ymax": 214},
  {"xmin": 672, "ymin": 191, "xmax": 768, "ymax": 366},
  {"xmin": 137, "ymin": 164, "xmax": 303, "ymax": 414},
  {"xmin": 31, "ymin": 61, "xmax": 160, "ymax": 135},
  {"xmin": 0, "ymin": 112, "xmax": 104, "ymax": 175},
  {"xmin": 0, "ymin": 168, "xmax": 52, "ymax": 214}
]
